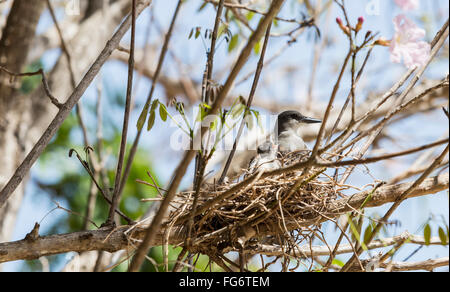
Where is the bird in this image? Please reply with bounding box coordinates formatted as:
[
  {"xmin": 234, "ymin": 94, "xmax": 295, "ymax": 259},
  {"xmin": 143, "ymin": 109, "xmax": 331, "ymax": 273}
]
[
  {"xmin": 246, "ymin": 110, "xmax": 321, "ymax": 174},
  {"xmin": 275, "ymin": 110, "xmax": 321, "ymax": 153},
  {"xmin": 247, "ymin": 141, "xmax": 281, "ymax": 174}
]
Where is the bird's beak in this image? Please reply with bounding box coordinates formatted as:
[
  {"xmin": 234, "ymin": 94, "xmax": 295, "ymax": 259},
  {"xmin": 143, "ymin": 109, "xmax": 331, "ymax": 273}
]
[{"xmin": 301, "ymin": 116, "xmax": 322, "ymax": 124}]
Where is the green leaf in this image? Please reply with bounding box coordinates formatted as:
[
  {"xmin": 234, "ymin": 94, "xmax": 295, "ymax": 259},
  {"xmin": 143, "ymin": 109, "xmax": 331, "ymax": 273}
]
[
  {"xmin": 195, "ymin": 104, "xmax": 207, "ymax": 122},
  {"xmin": 228, "ymin": 34, "xmax": 239, "ymax": 52},
  {"xmin": 217, "ymin": 24, "xmax": 226, "ymax": 38},
  {"xmin": 251, "ymin": 110, "xmax": 263, "ymax": 131},
  {"xmin": 273, "ymin": 18, "xmax": 279, "ymax": 27},
  {"xmin": 438, "ymin": 227, "xmax": 447, "ymax": 245},
  {"xmin": 332, "ymin": 259, "xmax": 344, "ymax": 267},
  {"xmin": 150, "ymin": 99, "xmax": 159, "ymax": 112},
  {"xmin": 246, "ymin": 11, "xmax": 254, "ymax": 21},
  {"xmin": 210, "ymin": 117, "xmax": 218, "ymax": 131},
  {"xmin": 188, "ymin": 28, "xmax": 194, "ymax": 39},
  {"xmin": 201, "ymin": 102, "xmax": 211, "ymax": 109},
  {"xmin": 195, "ymin": 27, "xmax": 201, "ymax": 39},
  {"xmin": 244, "ymin": 114, "xmax": 254, "ymax": 130},
  {"xmin": 363, "ymin": 224, "xmax": 372, "ymax": 244},
  {"xmin": 159, "ymin": 103, "xmax": 168, "ymax": 122},
  {"xmin": 137, "ymin": 102, "xmax": 150, "ymax": 131},
  {"xmin": 198, "ymin": 2, "xmax": 207, "ymax": 11},
  {"xmin": 424, "ymin": 224, "xmax": 431, "ymax": 246},
  {"xmin": 231, "ymin": 103, "xmax": 245, "ymax": 119},
  {"xmin": 147, "ymin": 110, "xmax": 156, "ymax": 131},
  {"xmin": 350, "ymin": 218, "xmax": 359, "ymax": 243}
]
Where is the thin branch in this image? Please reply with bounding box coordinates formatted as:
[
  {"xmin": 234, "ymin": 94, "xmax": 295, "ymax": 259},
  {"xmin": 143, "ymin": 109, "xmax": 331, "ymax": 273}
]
[
  {"xmin": 0, "ymin": 66, "xmax": 61, "ymax": 108},
  {"xmin": 117, "ymin": 0, "xmax": 184, "ymax": 198},
  {"xmin": 186, "ymin": 0, "xmax": 225, "ymax": 268},
  {"xmin": 317, "ymin": 138, "xmax": 448, "ymax": 168},
  {"xmin": 380, "ymin": 257, "xmax": 448, "ymax": 272},
  {"xmin": 107, "ymin": 0, "xmax": 137, "ymax": 226},
  {"xmin": 69, "ymin": 149, "xmax": 134, "ymax": 224},
  {"xmin": 218, "ymin": 21, "xmax": 272, "ymax": 183},
  {"xmin": 310, "ymin": 50, "xmax": 352, "ymax": 158}
]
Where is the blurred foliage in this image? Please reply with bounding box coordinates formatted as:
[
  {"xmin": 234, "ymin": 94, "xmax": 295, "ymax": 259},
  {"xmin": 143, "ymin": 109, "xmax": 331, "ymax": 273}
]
[{"xmin": 20, "ymin": 76, "xmax": 221, "ymax": 271}]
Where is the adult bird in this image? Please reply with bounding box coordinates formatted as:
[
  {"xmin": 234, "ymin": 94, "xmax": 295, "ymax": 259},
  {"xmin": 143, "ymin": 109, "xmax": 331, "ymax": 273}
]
[
  {"xmin": 247, "ymin": 110, "xmax": 321, "ymax": 173},
  {"xmin": 275, "ymin": 110, "xmax": 321, "ymax": 153}
]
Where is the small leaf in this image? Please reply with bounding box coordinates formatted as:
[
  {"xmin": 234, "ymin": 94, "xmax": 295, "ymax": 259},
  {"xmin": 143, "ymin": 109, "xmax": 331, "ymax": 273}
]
[
  {"xmin": 217, "ymin": 24, "xmax": 226, "ymax": 38},
  {"xmin": 195, "ymin": 104, "xmax": 207, "ymax": 122},
  {"xmin": 195, "ymin": 27, "xmax": 201, "ymax": 39},
  {"xmin": 332, "ymin": 259, "xmax": 344, "ymax": 267},
  {"xmin": 350, "ymin": 218, "xmax": 360, "ymax": 243},
  {"xmin": 150, "ymin": 99, "xmax": 159, "ymax": 113},
  {"xmin": 147, "ymin": 111, "xmax": 156, "ymax": 131},
  {"xmin": 273, "ymin": 18, "xmax": 279, "ymax": 27},
  {"xmin": 210, "ymin": 117, "xmax": 218, "ymax": 130},
  {"xmin": 244, "ymin": 114, "xmax": 254, "ymax": 130},
  {"xmin": 201, "ymin": 102, "xmax": 211, "ymax": 109},
  {"xmin": 246, "ymin": 11, "xmax": 254, "ymax": 21},
  {"xmin": 363, "ymin": 225, "xmax": 372, "ymax": 244},
  {"xmin": 198, "ymin": 2, "xmax": 207, "ymax": 11},
  {"xmin": 438, "ymin": 227, "xmax": 447, "ymax": 245},
  {"xmin": 251, "ymin": 110, "xmax": 263, "ymax": 131},
  {"xmin": 159, "ymin": 102, "xmax": 168, "ymax": 121},
  {"xmin": 424, "ymin": 224, "xmax": 431, "ymax": 246},
  {"xmin": 188, "ymin": 28, "xmax": 194, "ymax": 39},
  {"xmin": 228, "ymin": 34, "xmax": 239, "ymax": 52},
  {"xmin": 137, "ymin": 102, "xmax": 150, "ymax": 131},
  {"xmin": 231, "ymin": 104, "xmax": 245, "ymax": 119}
]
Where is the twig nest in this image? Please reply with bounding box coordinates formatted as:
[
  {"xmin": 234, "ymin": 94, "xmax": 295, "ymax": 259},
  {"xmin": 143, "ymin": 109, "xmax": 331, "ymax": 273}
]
[{"xmin": 164, "ymin": 153, "xmax": 341, "ymax": 255}]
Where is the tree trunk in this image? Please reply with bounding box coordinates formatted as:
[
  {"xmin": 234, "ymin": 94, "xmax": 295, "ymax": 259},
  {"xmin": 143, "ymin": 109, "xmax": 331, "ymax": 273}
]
[{"xmin": 0, "ymin": 0, "xmax": 46, "ymax": 244}]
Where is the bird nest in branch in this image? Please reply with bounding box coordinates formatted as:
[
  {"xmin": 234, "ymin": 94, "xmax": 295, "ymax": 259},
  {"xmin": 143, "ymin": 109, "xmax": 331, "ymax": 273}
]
[{"xmin": 163, "ymin": 158, "xmax": 342, "ymax": 257}]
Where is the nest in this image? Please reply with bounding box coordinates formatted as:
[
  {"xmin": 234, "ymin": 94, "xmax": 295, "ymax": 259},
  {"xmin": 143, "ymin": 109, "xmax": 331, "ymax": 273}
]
[{"xmin": 165, "ymin": 153, "xmax": 343, "ymax": 258}]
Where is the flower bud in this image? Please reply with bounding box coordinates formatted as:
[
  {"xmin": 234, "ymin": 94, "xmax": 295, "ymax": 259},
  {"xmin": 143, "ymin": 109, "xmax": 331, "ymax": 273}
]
[
  {"xmin": 356, "ymin": 16, "xmax": 364, "ymax": 32},
  {"xmin": 374, "ymin": 37, "xmax": 391, "ymax": 47},
  {"xmin": 336, "ymin": 17, "xmax": 350, "ymax": 36}
]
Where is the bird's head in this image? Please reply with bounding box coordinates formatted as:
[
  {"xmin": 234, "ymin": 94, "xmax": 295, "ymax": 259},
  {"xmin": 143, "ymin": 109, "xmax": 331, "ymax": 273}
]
[
  {"xmin": 257, "ymin": 141, "xmax": 278, "ymax": 155},
  {"xmin": 276, "ymin": 110, "xmax": 321, "ymax": 134}
]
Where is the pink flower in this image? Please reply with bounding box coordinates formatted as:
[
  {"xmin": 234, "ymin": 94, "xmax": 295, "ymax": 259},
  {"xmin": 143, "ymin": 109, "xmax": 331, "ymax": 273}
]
[
  {"xmin": 389, "ymin": 14, "xmax": 430, "ymax": 69},
  {"xmin": 394, "ymin": 0, "xmax": 419, "ymax": 11}
]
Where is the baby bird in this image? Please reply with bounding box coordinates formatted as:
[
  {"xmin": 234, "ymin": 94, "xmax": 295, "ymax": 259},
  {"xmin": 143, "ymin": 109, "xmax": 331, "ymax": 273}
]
[{"xmin": 248, "ymin": 141, "xmax": 281, "ymax": 174}]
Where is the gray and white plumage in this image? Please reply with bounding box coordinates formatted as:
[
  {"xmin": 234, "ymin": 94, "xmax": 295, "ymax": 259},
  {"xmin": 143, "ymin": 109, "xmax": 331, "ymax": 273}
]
[
  {"xmin": 248, "ymin": 141, "xmax": 281, "ymax": 173},
  {"xmin": 275, "ymin": 110, "xmax": 321, "ymax": 153}
]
